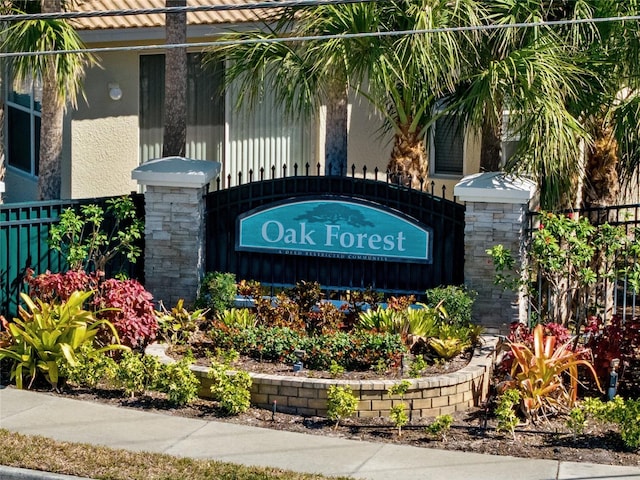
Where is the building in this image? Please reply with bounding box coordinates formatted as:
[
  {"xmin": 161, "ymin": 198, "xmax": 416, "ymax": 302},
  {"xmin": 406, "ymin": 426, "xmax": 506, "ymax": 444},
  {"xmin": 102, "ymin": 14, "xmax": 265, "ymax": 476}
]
[{"xmin": 3, "ymin": 0, "xmax": 484, "ymax": 203}]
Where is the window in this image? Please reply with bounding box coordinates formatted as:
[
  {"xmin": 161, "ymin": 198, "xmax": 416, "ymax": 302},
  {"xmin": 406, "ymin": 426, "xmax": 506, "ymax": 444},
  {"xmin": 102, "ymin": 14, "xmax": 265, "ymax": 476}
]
[
  {"xmin": 430, "ymin": 113, "xmax": 464, "ymax": 176},
  {"xmin": 139, "ymin": 53, "xmax": 224, "ymax": 164},
  {"xmin": 6, "ymin": 76, "xmax": 41, "ymax": 176},
  {"xmin": 501, "ymin": 111, "xmax": 520, "ymax": 166},
  {"xmin": 139, "ymin": 54, "xmax": 313, "ymax": 186}
]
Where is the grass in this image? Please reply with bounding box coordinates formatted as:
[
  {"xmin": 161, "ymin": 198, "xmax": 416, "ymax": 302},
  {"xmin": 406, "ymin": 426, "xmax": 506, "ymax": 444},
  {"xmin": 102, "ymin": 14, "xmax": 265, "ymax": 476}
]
[{"xmin": 0, "ymin": 429, "xmax": 348, "ymax": 480}]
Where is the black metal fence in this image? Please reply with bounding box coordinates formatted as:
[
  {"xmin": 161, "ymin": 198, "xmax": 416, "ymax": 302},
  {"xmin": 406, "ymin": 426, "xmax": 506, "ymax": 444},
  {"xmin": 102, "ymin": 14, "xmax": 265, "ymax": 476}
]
[
  {"xmin": 0, "ymin": 193, "xmax": 144, "ymax": 319},
  {"xmin": 206, "ymin": 164, "xmax": 465, "ymax": 298},
  {"xmin": 525, "ymin": 203, "xmax": 640, "ymax": 327}
]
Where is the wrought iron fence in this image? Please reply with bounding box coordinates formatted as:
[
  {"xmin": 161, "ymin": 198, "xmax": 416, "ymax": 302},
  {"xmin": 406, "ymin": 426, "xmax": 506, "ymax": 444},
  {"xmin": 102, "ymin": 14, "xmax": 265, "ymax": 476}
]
[
  {"xmin": 525, "ymin": 203, "xmax": 640, "ymax": 328},
  {"xmin": 206, "ymin": 163, "xmax": 465, "ymax": 298},
  {"xmin": 0, "ymin": 193, "xmax": 144, "ymax": 319}
]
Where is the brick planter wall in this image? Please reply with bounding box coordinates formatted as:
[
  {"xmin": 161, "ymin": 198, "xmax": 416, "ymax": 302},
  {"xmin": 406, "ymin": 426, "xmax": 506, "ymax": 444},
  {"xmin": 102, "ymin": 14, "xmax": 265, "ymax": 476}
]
[{"xmin": 147, "ymin": 335, "xmax": 496, "ymax": 419}]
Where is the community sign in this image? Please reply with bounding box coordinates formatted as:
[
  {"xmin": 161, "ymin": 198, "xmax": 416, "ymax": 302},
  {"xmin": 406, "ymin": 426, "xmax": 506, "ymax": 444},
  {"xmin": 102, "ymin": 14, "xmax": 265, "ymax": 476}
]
[{"xmin": 236, "ymin": 197, "xmax": 432, "ymax": 263}]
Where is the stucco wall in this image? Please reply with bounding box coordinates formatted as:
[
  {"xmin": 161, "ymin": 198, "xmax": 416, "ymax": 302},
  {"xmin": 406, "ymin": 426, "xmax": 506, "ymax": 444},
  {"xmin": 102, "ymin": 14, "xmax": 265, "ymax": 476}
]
[{"xmin": 70, "ymin": 51, "xmax": 140, "ymax": 199}]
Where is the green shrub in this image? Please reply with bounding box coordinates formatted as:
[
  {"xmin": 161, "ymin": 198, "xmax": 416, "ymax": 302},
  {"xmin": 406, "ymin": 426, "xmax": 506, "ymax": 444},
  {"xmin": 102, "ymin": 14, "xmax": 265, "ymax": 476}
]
[
  {"xmin": 208, "ymin": 361, "xmax": 252, "ymax": 415},
  {"xmin": 156, "ymin": 357, "xmax": 200, "ymax": 406},
  {"xmin": 48, "ymin": 195, "xmax": 143, "ymax": 273},
  {"xmin": 496, "ymin": 389, "xmax": 521, "ymax": 440},
  {"xmin": 58, "ymin": 345, "xmax": 118, "ymax": 389},
  {"xmin": 388, "ymin": 380, "xmax": 411, "ymax": 436},
  {"xmin": 195, "ymin": 272, "xmax": 237, "ymax": 314},
  {"xmin": 0, "ymin": 291, "xmax": 127, "ymax": 389},
  {"xmin": 425, "ymin": 285, "xmax": 476, "ymax": 327},
  {"xmin": 582, "ymin": 396, "xmax": 640, "ymax": 449},
  {"xmin": 425, "ymin": 414, "xmax": 454, "ymax": 441},
  {"xmin": 566, "ymin": 407, "xmax": 587, "ymax": 437},
  {"xmin": 114, "ymin": 351, "xmax": 162, "ymax": 397},
  {"xmin": 408, "ymin": 355, "xmax": 426, "ymax": 377},
  {"xmin": 156, "ymin": 299, "xmax": 207, "ymax": 345},
  {"xmin": 327, "ymin": 385, "xmax": 358, "ymax": 429}
]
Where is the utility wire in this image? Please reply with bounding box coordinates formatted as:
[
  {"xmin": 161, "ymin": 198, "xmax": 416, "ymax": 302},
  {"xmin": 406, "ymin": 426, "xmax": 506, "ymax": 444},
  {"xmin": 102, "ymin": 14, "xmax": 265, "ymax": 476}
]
[
  {"xmin": 0, "ymin": 0, "xmax": 379, "ymax": 21},
  {"xmin": 0, "ymin": 6, "xmax": 639, "ymax": 58}
]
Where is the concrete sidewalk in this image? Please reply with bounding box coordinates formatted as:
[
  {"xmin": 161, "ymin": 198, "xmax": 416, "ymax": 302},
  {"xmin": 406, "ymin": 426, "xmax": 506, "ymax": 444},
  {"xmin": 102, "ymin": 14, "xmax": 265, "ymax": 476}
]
[{"xmin": 0, "ymin": 387, "xmax": 638, "ymax": 480}]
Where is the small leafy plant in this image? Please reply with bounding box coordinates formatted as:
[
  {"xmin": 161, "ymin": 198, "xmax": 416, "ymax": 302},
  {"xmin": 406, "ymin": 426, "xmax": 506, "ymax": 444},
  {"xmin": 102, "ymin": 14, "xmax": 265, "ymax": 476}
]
[
  {"xmin": 425, "ymin": 414, "xmax": 454, "ymax": 442},
  {"xmin": 388, "ymin": 380, "xmax": 411, "ymax": 436},
  {"xmin": 327, "ymin": 385, "xmax": 358, "ymax": 429},
  {"xmin": 156, "ymin": 299, "xmax": 207, "ymax": 345},
  {"xmin": 408, "ymin": 355, "xmax": 426, "ymax": 377},
  {"xmin": 566, "ymin": 406, "xmax": 587, "ymax": 439},
  {"xmin": 48, "ymin": 196, "xmax": 143, "ymax": 273},
  {"xmin": 208, "ymin": 360, "xmax": 252, "ymax": 415},
  {"xmin": 582, "ymin": 396, "xmax": 640, "ymax": 449},
  {"xmin": 495, "ymin": 388, "xmax": 521, "ymax": 440},
  {"xmin": 196, "ymin": 272, "xmax": 237, "ymax": 315}
]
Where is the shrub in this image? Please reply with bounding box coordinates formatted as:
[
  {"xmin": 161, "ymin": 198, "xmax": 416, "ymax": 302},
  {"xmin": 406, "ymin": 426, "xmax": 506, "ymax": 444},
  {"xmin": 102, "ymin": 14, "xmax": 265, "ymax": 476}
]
[
  {"xmin": 48, "ymin": 195, "xmax": 143, "ymax": 273},
  {"xmin": 327, "ymin": 385, "xmax": 358, "ymax": 429},
  {"xmin": 503, "ymin": 324, "xmax": 601, "ymax": 421},
  {"xmin": 93, "ymin": 278, "xmax": 158, "ymax": 350},
  {"xmin": 216, "ymin": 308, "xmax": 257, "ymax": 329},
  {"xmin": 114, "ymin": 351, "xmax": 162, "ymax": 397},
  {"xmin": 156, "ymin": 357, "xmax": 200, "ymax": 406},
  {"xmin": 208, "ymin": 361, "xmax": 252, "ymax": 415},
  {"xmin": 59, "ymin": 345, "xmax": 119, "ymax": 389},
  {"xmin": 0, "ymin": 291, "xmax": 127, "ymax": 390},
  {"xmin": 496, "ymin": 388, "xmax": 521, "ymax": 440},
  {"xmin": 388, "ymin": 380, "xmax": 411, "ymax": 436},
  {"xmin": 425, "ymin": 285, "xmax": 477, "ymax": 326},
  {"xmin": 582, "ymin": 396, "xmax": 640, "ymax": 450},
  {"xmin": 156, "ymin": 299, "xmax": 207, "ymax": 345},
  {"xmin": 425, "ymin": 414, "xmax": 454, "ymax": 441},
  {"xmin": 26, "ymin": 270, "xmax": 158, "ymax": 351},
  {"xmin": 195, "ymin": 272, "xmax": 237, "ymax": 315}
]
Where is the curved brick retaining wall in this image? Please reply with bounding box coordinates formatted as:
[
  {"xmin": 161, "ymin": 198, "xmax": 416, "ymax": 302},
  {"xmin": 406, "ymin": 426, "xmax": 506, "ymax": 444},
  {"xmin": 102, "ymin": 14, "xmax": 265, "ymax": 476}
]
[{"xmin": 147, "ymin": 335, "xmax": 497, "ymax": 419}]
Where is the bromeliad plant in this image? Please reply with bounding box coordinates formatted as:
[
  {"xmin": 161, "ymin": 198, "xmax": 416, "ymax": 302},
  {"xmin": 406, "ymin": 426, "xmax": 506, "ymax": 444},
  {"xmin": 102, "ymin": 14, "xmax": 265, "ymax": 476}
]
[
  {"xmin": 0, "ymin": 291, "xmax": 128, "ymax": 390},
  {"xmin": 503, "ymin": 324, "xmax": 601, "ymax": 421}
]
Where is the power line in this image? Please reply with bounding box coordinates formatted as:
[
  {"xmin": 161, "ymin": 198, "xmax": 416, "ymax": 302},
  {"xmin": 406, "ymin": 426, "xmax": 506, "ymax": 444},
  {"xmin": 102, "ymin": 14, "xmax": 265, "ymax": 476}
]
[
  {"xmin": 0, "ymin": 8, "xmax": 639, "ymax": 59},
  {"xmin": 0, "ymin": 0, "xmax": 379, "ymax": 21}
]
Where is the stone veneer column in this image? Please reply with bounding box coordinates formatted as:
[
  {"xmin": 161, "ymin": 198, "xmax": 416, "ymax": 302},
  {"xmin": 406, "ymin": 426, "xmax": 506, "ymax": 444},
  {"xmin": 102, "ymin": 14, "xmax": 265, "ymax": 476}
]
[
  {"xmin": 132, "ymin": 157, "xmax": 220, "ymax": 307},
  {"xmin": 454, "ymin": 172, "xmax": 538, "ymax": 334}
]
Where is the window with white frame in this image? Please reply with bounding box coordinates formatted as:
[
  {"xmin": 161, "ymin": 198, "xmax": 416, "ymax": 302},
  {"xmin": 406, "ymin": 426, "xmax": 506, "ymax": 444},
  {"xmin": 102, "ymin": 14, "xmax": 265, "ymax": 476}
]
[
  {"xmin": 139, "ymin": 54, "xmax": 313, "ymax": 186},
  {"xmin": 430, "ymin": 112, "xmax": 464, "ymax": 176},
  {"xmin": 501, "ymin": 111, "xmax": 519, "ymax": 166},
  {"xmin": 6, "ymin": 76, "xmax": 41, "ymax": 176}
]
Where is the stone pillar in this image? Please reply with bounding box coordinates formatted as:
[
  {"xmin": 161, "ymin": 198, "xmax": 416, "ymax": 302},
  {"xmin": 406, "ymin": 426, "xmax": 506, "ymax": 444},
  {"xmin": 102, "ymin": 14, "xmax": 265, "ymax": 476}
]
[
  {"xmin": 132, "ymin": 157, "xmax": 220, "ymax": 307},
  {"xmin": 454, "ymin": 172, "xmax": 537, "ymax": 334}
]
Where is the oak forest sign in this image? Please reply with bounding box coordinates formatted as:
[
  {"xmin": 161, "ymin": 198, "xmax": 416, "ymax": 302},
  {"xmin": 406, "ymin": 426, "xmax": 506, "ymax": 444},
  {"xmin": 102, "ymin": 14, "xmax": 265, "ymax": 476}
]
[{"xmin": 236, "ymin": 197, "xmax": 432, "ymax": 263}]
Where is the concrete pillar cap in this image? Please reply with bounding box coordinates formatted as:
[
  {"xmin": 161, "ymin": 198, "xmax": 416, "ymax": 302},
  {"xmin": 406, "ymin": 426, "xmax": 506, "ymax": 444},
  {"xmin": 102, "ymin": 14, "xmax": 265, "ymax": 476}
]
[
  {"xmin": 454, "ymin": 172, "xmax": 536, "ymax": 204},
  {"xmin": 132, "ymin": 157, "xmax": 221, "ymax": 188}
]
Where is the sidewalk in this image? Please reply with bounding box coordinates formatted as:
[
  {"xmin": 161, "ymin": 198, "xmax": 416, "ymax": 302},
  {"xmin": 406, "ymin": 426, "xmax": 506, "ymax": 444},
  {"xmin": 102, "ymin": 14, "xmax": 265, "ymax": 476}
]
[{"xmin": 1, "ymin": 387, "xmax": 638, "ymax": 480}]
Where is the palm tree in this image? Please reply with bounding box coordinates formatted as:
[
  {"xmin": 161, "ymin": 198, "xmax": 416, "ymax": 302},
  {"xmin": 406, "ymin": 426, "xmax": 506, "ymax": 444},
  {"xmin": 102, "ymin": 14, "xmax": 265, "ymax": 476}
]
[
  {"xmin": 162, "ymin": 0, "xmax": 187, "ymax": 158},
  {"xmin": 205, "ymin": 3, "xmax": 354, "ymax": 175},
  {"xmin": 206, "ymin": 0, "xmax": 482, "ymax": 184},
  {"xmin": 450, "ymin": 0, "xmax": 640, "ymax": 210},
  {"xmin": 2, "ymin": 1, "xmax": 97, "ymax": 200}
]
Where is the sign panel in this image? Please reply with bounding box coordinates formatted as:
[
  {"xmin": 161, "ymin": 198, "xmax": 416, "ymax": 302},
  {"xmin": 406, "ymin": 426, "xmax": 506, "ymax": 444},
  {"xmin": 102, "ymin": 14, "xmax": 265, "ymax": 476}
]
[{"xmin": 237, "ymin": 197, "xmax": 432, "ymax": 263}]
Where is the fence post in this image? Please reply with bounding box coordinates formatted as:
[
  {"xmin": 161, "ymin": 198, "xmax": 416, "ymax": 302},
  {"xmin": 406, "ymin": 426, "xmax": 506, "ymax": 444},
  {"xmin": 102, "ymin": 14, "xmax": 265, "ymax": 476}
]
[
  {"xmin": 454, "ymin": 172, "xmax": 538, "ymax": 334},
  {"xmin": 132, "ymin": 157, "xmax": 220, "ymax": 308}
]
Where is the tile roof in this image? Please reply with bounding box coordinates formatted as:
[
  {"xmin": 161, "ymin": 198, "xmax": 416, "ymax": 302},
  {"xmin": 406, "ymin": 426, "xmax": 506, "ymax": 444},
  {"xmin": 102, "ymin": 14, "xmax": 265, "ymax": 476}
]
[{"xmin": 70, "ymin": 0, "xmax": 270, "ymax": 30}]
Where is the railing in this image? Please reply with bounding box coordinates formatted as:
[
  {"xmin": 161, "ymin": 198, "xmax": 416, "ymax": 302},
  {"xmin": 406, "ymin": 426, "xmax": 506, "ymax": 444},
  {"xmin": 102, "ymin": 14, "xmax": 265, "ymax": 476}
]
[
  {"xmin": 206, "ymin": 164, "xmax": 465, "ymax": 297},
  {"xmin": 525, "ymin": 203, "xmax": 640, "ymax": 328},
  {"xmin": 0, "ymin": 194, "xmax": 144, "ymax": 319}
]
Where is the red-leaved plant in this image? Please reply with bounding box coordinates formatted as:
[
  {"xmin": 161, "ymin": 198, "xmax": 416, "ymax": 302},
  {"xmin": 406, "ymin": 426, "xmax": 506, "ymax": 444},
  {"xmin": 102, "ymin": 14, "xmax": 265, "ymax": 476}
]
[{"xmin": 25, "ymin": 270, "xmax": 157, "ymax": 350}]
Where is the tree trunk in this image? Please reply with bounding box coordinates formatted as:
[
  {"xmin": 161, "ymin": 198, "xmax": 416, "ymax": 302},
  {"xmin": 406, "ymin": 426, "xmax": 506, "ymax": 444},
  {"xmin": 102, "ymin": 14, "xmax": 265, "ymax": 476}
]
[
  {"xmin": 37, "ymin": 0, "xmax": 63, "ymax": 200},
  {"xmin": 162, "ymin": 0, "xmax": 187, "ymax": 158},
  {"xmin": 325, "ymin": 81, "xmax": 348, "ymax": 176},
  {"xmin": 480, "ymin": 118, "xmax": 502, "ymax": 172},
  {"xmin": 581, "ymin": 123, "xmax": 619, "ymax": 209},
  {"xmin": 387, "ymin": 128, "xmax": 428, "ymax": 189}
]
